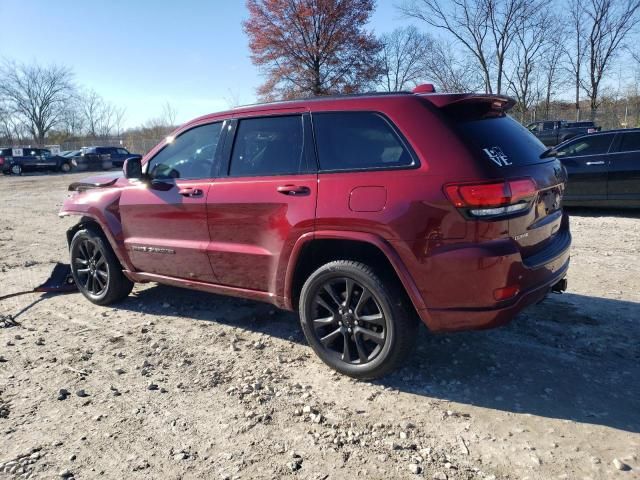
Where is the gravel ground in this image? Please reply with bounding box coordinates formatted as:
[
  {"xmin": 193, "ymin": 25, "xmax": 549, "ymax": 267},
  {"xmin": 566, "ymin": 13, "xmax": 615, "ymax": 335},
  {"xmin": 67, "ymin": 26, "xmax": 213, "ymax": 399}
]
[{"xmin": 0, "ymin": 172, "xmax": 639, "ymax": 480}]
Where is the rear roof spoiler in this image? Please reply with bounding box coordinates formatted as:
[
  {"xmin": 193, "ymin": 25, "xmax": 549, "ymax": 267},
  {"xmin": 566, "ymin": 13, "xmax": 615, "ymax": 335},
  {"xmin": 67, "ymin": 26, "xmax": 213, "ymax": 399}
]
[{"xmin": 420, "ymin": 93, "xmax": 516, "ymax": 112}]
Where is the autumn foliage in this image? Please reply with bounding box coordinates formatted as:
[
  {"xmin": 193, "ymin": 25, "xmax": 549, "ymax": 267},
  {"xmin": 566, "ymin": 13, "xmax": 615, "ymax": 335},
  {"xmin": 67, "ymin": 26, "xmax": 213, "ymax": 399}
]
[{"xmin": 244, "ymin": 0, "xmax": 382, "ymax": 100}]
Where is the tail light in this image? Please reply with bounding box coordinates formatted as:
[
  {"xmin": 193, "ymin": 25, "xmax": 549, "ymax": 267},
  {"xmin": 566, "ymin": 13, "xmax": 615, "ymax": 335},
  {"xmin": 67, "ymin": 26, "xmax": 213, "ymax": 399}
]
[
  {"xmin": 444, "ymin": 178, "xmax": 537, "ymax": 218},
  {"xmin": 0, "ymin": 156, "xmax": 4, "ymax": 165}
]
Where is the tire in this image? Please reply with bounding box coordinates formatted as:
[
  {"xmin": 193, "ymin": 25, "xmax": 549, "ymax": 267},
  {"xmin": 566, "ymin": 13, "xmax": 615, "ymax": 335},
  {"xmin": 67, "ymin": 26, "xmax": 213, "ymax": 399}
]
[
  {"xmin": 10, "ymin": 164, "xmax": 22, "ymax": 175},
  {"xmin": 299, "ymin": 260, "xmax": 418, "ymax": 379},
  {"xmin": 60, "ymin": 162, "xmax": 71, "ymax": 173},
  {"xmin": 70, "ymin": 228, "xmax": 133, "ymax": 305}
]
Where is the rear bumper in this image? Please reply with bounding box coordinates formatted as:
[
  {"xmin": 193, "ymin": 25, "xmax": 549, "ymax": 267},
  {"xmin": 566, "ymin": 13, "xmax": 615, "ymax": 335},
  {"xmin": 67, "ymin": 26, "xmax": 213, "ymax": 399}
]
[
  {"xmin": 420, "ymin": 255, "xmax": 569, "ymax": 331},
  {"xmin": 412, "ymin": 229, "xmax": 571, "ymax": 333}
]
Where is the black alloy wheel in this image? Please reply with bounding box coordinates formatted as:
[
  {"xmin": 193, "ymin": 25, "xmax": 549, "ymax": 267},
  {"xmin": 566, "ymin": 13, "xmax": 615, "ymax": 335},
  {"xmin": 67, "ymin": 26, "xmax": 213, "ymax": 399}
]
[
  {"xmin": 70, "ymin": 228, "xmax": 133, "ymax": 305},
  {"xmin": 73, "ymin": 238, "xmax": 109, "ymax": 297},
  {"xmin": 299, "ymin": 260, "xmax": 417, "ymax": 379},
  {"xmin": 311, "ymin": 276, "xmax": 387, "ymax": 365}
]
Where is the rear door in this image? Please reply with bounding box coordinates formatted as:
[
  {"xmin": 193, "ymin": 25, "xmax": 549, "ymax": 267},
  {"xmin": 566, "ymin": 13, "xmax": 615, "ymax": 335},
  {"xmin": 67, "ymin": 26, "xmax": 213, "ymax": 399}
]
[
  {"xmin": 119, "ymin": 121, "xmax": 224, "ymax": 282},
  {"xmin": 556, "ymin": 133, "xmax": 615, "ymax": 201},
  {"xmin": 206, "ymin": 113, "xmax": 317, "ymax": 293},
  {"xmin": 608, "ymin": 131, "xmax": 640, "ymax": 202}
]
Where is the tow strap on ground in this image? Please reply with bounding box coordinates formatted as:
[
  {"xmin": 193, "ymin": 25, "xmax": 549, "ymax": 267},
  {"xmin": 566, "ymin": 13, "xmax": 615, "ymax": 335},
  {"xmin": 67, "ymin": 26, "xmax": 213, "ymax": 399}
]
[{"xmin": 0, "ymin": 263, "xmax": 77, "ymax": 302}]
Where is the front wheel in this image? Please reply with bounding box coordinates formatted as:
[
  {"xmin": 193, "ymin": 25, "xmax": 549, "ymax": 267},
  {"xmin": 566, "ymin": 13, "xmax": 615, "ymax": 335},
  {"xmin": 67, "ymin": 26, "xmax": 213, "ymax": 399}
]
[
  {"xmin": 60, "ymin": 162, "xmax": 72, "ymax": 173},
  {"xmin": 70, "ymin": 228, "xmax": 133, "ymax": 305},
  {"xmin": 299, "ymin": 260, "xmax": 417, "ymax": 379}
]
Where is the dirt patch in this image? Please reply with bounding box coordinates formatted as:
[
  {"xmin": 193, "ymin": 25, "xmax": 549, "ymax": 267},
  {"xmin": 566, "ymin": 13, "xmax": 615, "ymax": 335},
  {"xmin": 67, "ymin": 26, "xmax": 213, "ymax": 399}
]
[{"xmin": 0, "ymin": 172, "xmax": 639, "ymax": 479}]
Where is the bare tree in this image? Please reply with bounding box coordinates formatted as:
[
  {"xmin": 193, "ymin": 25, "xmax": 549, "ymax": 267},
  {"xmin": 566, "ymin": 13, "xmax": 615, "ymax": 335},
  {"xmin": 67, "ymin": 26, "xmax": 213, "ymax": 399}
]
[
  {"xmin": 0, "ymin": 61, "xmax": 75, "ymax": 145},
  {"xmin": 539, "ymin": 28, "xmax": 568, "ymax": 120},
  {"xmin": 505, "ymin": 4, "xmax": 554, "ymax": 122},
  {"xmin": 160, "ymin": 102, "xmax": 177, "ymax": 127},
  {"xmin": 581, "ymin": 0, "xmax": 640, "ymax": 120},
  {"xmin": 79, "ymin": 89, "xmax": 127, "ymax": 138},
  {"xmin": 400, "ymin": 0, "xmax": 531, "ymax": 94},
  {"xmin": 399, "ymin": 0, "xmax": 493, "ymax": 92},
  {"xmin": 225, "ymin": 89, "xmax": 243, "ymax": 109},
  {"xmin": 80, "ymin": 89, "xmax": 104, "ymax": 137},
  {"xmin": 58, "ymin": 99, "xmax": 85, "ymax": 139},
  {"xmin": 422, "ymin": 39, "xmax": 484, "ymax": 92},
  {"xmin": 379, "ymin": 26, "xmax": 432, "ymax": 91}
]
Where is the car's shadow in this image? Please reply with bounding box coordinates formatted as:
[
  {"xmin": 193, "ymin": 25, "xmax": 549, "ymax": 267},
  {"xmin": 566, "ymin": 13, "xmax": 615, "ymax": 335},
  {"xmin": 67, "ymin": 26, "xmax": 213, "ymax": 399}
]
[{"xmin": 115, "ymin": 286, "xmax": 640, "ymax": 434}]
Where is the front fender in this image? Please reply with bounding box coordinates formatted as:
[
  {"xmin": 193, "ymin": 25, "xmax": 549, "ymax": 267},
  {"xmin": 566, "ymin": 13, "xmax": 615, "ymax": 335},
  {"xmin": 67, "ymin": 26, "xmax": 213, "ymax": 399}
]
[{"xmin": 59, "ymin": 189, "xmax": 134, "ymax": 271}]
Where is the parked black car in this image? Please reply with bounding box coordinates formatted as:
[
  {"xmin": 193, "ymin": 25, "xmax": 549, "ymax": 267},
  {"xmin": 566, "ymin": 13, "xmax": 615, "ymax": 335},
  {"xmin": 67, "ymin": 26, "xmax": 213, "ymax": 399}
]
[
  {"xmin": 554, "ymin": 129, "xmax": 640, "ymax": 207},
  {"xmin": 0, "ymin": 147, "xmax": 73, "ymax": 175},
  {"xmin": 75, "ymin": 146, "xmax": 141, "ymax": 169},
  {"xmin": 528, "ymin": 120, "xmax": 600, "ymax": 146}
]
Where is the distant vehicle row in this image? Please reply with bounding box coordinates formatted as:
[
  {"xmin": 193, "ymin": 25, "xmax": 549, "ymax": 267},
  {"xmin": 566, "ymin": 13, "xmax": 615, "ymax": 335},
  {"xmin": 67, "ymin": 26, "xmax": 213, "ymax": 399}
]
[
  {"xmin": 0, "ymin": 146, "xmax": 140, "ymax": 175},
  {"xmin": 528, "ymin": 120, "xmax": 600, "ymax": 146}
]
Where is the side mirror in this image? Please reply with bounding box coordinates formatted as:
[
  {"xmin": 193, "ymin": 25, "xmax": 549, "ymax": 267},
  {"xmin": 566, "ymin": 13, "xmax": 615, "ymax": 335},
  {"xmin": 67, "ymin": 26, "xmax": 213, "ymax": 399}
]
[{"xmin": 123, "ymin": 157, "xmax": 143, "ymax": 179}]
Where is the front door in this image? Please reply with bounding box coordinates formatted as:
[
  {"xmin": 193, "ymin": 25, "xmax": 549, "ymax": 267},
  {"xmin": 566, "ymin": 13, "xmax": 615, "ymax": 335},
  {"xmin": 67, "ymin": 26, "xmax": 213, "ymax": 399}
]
[
  {"xmin": 119, "ymin": 121, "xmax": 224, "ymax": 282},
  {"xmin": 558, "ymin": 133, "xmax": 615, "ymax": 201},
  {"xmin": 206, "ymin": 113, "xmax": 317, "ymax": 293}
]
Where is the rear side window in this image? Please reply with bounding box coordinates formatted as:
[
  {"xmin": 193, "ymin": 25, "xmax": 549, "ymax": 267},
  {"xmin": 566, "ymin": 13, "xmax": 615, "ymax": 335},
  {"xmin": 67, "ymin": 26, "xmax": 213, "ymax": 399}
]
[
  {"xmin": 618, "ymin": 132, "xmax": 640, "ymax": 152},
  {"xmin": 229, "ymin": 115, "xmax": 304, "ymax": 176},
  {"xmin": 313, "ymin": 112, "xmax": 413, "ymax": 171},
  {"xmin": 557, "ymin": 134, "xmax": 614, "ymax": 157},
  {"xmin": 455, "ymin": 115, "xmax": 547, "ymax": 166}
]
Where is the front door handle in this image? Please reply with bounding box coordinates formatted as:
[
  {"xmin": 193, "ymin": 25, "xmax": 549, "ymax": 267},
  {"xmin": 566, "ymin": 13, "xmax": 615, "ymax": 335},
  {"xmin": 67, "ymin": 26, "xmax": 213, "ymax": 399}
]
[
  {"xmin": 178, "ymin": 187, "xmax": 203, "ymax": 197},
  {"xmin": 277, "ymin": 185, "xmax": 310, "ymax": 196},
  {"xmin": 585, "ymin": 161, "xmax": 605, "ymax": 166}
]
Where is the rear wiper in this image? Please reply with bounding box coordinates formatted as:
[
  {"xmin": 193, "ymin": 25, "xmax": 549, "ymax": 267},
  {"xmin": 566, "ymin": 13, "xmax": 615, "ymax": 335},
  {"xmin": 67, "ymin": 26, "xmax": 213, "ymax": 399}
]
[{"xmin": 540, "ymin": 147, "xmax": 558, "ymax": 159}]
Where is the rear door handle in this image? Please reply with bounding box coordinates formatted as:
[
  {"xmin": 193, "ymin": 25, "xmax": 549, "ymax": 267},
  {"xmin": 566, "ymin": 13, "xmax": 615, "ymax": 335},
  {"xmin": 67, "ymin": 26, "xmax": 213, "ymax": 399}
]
[
  {"xmin": 585, "ymin": 161, "xmax": 605, "ymax": 166},
  {"xmin": 277, "ymin": 185, "xmax": 310, "ymax": 196},
  {"xmin": 178, "ymin": 187, "xmax": 203, "ymax": 197}
]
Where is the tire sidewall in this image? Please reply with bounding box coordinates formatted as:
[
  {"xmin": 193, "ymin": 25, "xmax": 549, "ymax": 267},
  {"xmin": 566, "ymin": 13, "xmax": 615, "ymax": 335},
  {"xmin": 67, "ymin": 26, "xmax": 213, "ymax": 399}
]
[
  {"xmin": 60, "ymin": 162, "xmax": 71, "ymax": 173},
  {"xmin": 299, "ymin": 264, "xmax": 398, "ymax": 378},
  {"xmin": 11, "ymin": 164, "xmax": 22, "ymax": 175},
  {"xmin": 70, "ymin": 230, "xmax": 112, "ymax": 303}
]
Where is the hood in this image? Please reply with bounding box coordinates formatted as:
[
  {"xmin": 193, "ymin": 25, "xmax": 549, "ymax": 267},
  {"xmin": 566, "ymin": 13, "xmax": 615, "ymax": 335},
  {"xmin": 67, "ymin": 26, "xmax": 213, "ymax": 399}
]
[{"xmin": 68, "ymin": 171, "xmax": 123, "ymax": 192}]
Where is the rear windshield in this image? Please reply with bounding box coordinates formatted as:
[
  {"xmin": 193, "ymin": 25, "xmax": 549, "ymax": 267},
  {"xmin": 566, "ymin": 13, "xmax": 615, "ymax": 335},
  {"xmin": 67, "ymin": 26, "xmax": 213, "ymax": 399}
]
[
  {"xmin": 0, "ymin": 148, "xmax": 11, "ymax": 156},
  {"xmin": 454, "ymin": 115, "xmax": 547, "ymax": 166}
]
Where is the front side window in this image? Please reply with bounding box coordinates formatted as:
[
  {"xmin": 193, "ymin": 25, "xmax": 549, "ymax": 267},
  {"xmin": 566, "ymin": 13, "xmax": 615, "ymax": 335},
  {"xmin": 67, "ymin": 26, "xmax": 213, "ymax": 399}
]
[
  {"xmin": 313, "ymin": 112, "xmax": 413, "ymax": 171},
  {"xmin": 229, "ymin": 115, "xmax": 304, "ymax": 176},
  {"xmin": 117, "ymin": 148, "xmax": 129, "ymax": 155},
  {"xmin": 148, "ymin": 122, "xmax": 222, "ymax": 180},
  {"xmin": 542, "ymin": 121, "xmax": 555, "ymax": 130},
  {"xmin": 557, "ymin": 134, "xmax": 613, "ymax": 157}
]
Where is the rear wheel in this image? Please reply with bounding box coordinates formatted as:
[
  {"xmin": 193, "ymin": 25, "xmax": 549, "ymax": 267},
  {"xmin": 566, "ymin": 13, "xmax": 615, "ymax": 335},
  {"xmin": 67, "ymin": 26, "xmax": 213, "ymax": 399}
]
[
  {"xmin": 10, "ymin": 164, "xmax": 22, "ymax": 175},
  {"xmin": 299, "ymin": 260, "xmax": 417, "ymax": 379},
  {"xmin": 70, "ymin": 228, "xmax": 133, "ymax": 305}
]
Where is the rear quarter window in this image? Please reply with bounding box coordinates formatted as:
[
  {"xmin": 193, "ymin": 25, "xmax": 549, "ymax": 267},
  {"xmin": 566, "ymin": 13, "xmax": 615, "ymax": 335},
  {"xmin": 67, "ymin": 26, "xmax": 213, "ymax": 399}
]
[{"xmin": 312, "ymin": 112, "xmax": 415, "ymax": 171}]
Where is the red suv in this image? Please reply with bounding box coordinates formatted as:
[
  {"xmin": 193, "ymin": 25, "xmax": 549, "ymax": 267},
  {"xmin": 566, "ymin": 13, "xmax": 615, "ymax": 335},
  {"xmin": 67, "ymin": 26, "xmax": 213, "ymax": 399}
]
[{"xmin": 60, "ymin": 87, "xmax": 571, "ymax": 379}]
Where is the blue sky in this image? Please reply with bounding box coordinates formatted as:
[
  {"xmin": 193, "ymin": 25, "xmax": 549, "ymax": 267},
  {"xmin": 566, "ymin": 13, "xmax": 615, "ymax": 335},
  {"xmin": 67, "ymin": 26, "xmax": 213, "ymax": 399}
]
[{"xmin": 0, "ymin": 0, "xmax": 414, "ymax": 127}]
